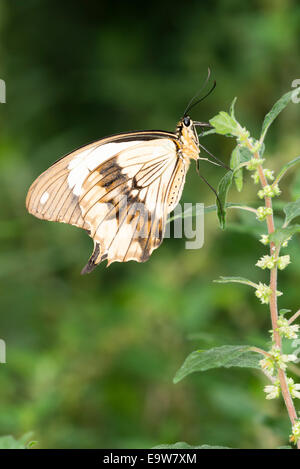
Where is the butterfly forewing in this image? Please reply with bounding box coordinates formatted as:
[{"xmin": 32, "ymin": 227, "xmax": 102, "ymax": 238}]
[{"xmin": 26, "ymin": 132, "xmax": 188, "ymax": 272}]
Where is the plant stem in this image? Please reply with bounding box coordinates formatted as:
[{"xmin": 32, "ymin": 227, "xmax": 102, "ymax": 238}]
[
  {"xmin": 288, "ymin": 309, "xmax": 300, "ymax": 325},
  {"xmin": 252, "ymin": 147, "xmax": 300, "ymax": 448}
]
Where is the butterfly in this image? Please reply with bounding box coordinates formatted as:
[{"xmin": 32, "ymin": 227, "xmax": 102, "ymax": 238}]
[{"xmin": 26, "ymin": 83, "xmax": 218, "ymax": 274}]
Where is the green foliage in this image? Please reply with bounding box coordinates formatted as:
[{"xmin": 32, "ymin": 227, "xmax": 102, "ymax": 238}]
[
  {"xmin": 1, "ymin": 0, "xmax": 300, "ymax": 450},
  {"xmin": 275, "ymin": 156, "xmax": 300, "ymax": 185},
  {"xmin": 230, "ymin": 145, "xmax": 264, "ymax": 193},
  {"xmin": 209, "ymin": 112, "xmax": 238, "ymax": 135},
  {"xmin": 0, "ymin": 433, "xmax": 36, "ymax": 449},
  {"xmin": 173, "ymin": 346, "xmax": 261, "ymax": 384},
  {"xmin": 230, "ymin": 146, "xmax": 243, "ymax": 192},
  {"xmin": 269, "ymin": 225, "xmax": 300, "ymax": 246},
  {"xmin": 260, "ymin": 87, "xmax": 300, "ymax": 142},
  {"xmin": 205, "ymin": 83, "xmax": 300, "ymax": 448},
  {"xmin": 154, "ymin": 442, "xmax": 230, "ymax": 449},
  {"xmin": 283, "ymin": 199, "xmax": 300, "ymax": 226},
  {"xmin": 216, "ymin": 171, "xmax": 234, "ymax": 229}
]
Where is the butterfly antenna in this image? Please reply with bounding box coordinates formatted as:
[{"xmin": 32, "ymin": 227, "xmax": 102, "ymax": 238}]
[
  {"xmin": 198, "ymin": 142, "xmax": 231, "ymax": 171},
  {"xmin": 197, "ymin": 171, "xmax": 223, "ymax": 214},
  {"xmin": 183, "ymin": 68, "xmax": 213, "ymax": 117}
]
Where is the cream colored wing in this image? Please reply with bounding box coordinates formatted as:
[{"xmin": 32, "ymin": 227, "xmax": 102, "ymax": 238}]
[{"xmin": 26, "ymin": 137, "xmax": 188, "ymax": 272}]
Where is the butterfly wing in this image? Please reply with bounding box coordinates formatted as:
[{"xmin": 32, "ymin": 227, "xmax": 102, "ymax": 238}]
[{"xmin": 26, "ymin": 132, "xmax": 188, "ymax": 272}]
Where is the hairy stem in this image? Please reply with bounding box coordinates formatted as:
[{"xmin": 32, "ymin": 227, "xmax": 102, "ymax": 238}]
[{"xmin": 252, "ymin": 147, "xmax": 300, "ymax": 448}]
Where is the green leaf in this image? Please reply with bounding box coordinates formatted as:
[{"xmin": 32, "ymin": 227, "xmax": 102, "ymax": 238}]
[
  {"xmin": 0, "ymin": 432, "xmax": 36, "ymax": 449},
  {"xmin": 291, "ymin": 168, "xmax": 300, "ymax": 200},
  {"xmin": 283, "ymin": 199, "xmax": 300, "ymax": 226},
  {"xmin": 230, "ymin": 146, "xmax": 243, "ymax": 192},
  {"xmin": 217, "ymin": 171, "xmax": 234, "ymax": 229},
  {"xmin": 275, "ymin": 155, "xmax": 300, "ymax": 185},
  {"xmin": 173, "ymin": 345, "xmax": 261, "ymax": 384},
  {"xmin": 229, "ymin": 145, "xmax": 255, "ymax": 193},
  {"xmin": 279, "ymin": 309, "xmax": 291, "ymax": 316},
  {"xmin": 214, "ymin": 276, "xmax": 257, "ymax": 288},
  {"xmin": 260, "ymin": 87, "xmax": 300, "ymax": 142},
  {"xmin": 153, "ymin": 442, "xmax": 230, "ymax": 449},
  {"xmin": 269, "ymin": 224, "xmax": 300, "ymax": 245},
  {"xmin": 209, "ymin": 111, "xmax": 238, "ymax": 135},
  {"xmin": 239, "ymin": 146, "xmax": 254, "ymax": 162}
]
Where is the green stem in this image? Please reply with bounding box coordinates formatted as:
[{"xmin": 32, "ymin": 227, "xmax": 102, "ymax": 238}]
[{"xmin": 249, "ymin": 142, "xmax": 300, "ymax": 449}]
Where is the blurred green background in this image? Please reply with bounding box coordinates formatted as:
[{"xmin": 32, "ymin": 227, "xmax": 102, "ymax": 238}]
[{"xmin": 0, "ymin": 0, "xmax": 300, "ymax": 449}]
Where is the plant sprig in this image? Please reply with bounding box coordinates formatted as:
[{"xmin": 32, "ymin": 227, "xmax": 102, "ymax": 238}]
[{"xmin": 209, "ymin": 86, "xmax": 300, "ymax": 448}]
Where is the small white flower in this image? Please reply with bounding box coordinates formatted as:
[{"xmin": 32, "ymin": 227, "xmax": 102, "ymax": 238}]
[
  {"xmin": 277, "ymin": 352, "xmax": 297, "ymax": 371},
  {"xmin": 258, "ymin": 184, "xmax": 281, "ymax": 199},
  {"xmin": 251, "ymin": 141, "xmax": 262, "ymax": 153},
  {"xmin": 236, "ymin": 126, "xmax": 250, "ymax": 144},
  {"xmin": 251, "ymin": 170, "xmax": 260, "ymax": 184},
  {"xmin": 260, "ymin": 234, "xmax": 270, "ymax": 245},
  {"xmin": 264, "ymin": 169, "xmax": 274, "ymax": 182},
  {"xmin": 264, "ymin": 381, "xmax": 280, "ymax": 399},
  {"xmin": 246, "ymin": 157, "xmax": 265, "ymax": 171},
  {"xmin": 273, "ymin": 185, "xmax": 281, "ymax": 196},
  {"xmin": 276, "ymin": 315, "xmax": 300, "ymax": 339},
  {"xmin": 287, "ymin": 378, "xmax": 300, "ymax": 399},
  {"xmin": 260, "ymin": 357, "xmax": 275, "ymax": 376},
  {"xmin": 251, "ymin": 168, "xmax": 274, "ymax": 184},
  {"xmin": 262, "ymin": 345, "xmax": 296, "ymax": 372},
  {"xmin": 256, "ymin": 255, "xmax": 276, "ymax": 270},
  {"xmin": 258, "ymin": 189, "xmax": 265, "ymax": 199},
  {"xmin": 290, "ymin": 420, "xmax": 300, "ymax": 444},
  {"xmin": 255, "ymin": 283, "xmax": 282, "ymax": 304},
  {"xmin": 256, "ymin": 206, "xmax": 273, "ymax": 221},
  {"xmin": 277, "ymin": 255, "xmax": 291, "ymax": 270}
]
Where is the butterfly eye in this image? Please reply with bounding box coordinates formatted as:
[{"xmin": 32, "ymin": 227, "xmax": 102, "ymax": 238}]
[{"xmin": 183, "ymin": 116, "xmax": 191, "ymax": 127}]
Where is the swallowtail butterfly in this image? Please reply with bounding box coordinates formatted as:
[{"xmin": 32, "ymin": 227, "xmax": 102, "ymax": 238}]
[{"xmin": 26, "ymin": 84, "xmax": 217, "ymax": 273}]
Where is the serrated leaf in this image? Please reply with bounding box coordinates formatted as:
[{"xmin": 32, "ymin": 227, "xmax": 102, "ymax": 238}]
[
  {"xmin": 283, "ymin": 199, "xmax": 300, "ymax": 226},
  {"xmin": 275, "ymin": 155, "xmax": 300, "ymax": 185},
  {"xmin": 153, "ymin": 442, "xmax": 230, "ymax": 449},
  {"xmin": 261, "ymin": 87, "xmax": 300, "ymax": 142},
  {"xmin": 209, "ymin": 111, "xmax": 238, "ymax": 135},
  {"xmin": 269, "ymin": 224, "xmax": 300, "ymax": 245},
  {"xmin": 173, "ymin": 345, "xmax": 261, "ymax": 384},
  {"xmin": 217, "ymin": 171, "xmax": 234, "ymax": 229},
  {"xmin": 214, "ymin": 276, "xmax": 257, "ymax": 288}
]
